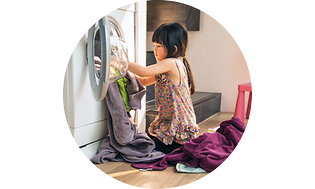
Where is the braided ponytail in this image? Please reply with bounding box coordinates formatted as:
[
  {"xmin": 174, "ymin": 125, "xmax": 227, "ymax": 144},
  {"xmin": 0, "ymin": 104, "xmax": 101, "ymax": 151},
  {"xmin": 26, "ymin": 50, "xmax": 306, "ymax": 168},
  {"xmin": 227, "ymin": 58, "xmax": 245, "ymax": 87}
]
[{"xmin": 183, "ymin": 57, "xmax": 195, "ymax": 95}]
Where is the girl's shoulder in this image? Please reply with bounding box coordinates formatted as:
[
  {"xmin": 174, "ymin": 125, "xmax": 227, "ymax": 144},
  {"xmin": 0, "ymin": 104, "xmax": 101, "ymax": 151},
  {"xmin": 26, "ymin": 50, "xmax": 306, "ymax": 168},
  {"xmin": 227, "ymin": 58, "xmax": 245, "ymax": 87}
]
[
  {"xmin": 159, "ymin": 57, "xmax": 176, "ymax": 64},
  {"xmin": 157, "ymin": 58, "xmax": 178, "ymax": 71},
  {"xmin": 159, "ymin": 57, "xmax": 182, "ymax": 65}
]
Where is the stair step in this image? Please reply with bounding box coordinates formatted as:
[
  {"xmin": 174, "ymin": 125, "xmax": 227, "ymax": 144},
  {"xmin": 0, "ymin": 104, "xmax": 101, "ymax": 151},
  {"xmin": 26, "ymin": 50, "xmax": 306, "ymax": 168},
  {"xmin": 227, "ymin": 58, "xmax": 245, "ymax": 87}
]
[{"xmin": 145, "ymin": 91, "xmax": 221, "ymax": 131}]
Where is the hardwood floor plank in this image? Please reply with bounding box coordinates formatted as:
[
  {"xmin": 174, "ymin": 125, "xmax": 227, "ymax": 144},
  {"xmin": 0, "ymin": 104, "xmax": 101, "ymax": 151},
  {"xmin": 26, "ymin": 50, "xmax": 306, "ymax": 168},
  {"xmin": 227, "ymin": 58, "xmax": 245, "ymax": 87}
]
[
  {"xmin": 160, "ymin": 169, "xmax": 206, "ymax": 188},
  {"xmin": 133, "ymin": 167, "xmax": 176, "ymax": 188},
  {"xmin": 95, "ymin": 161, "xmax": 127, "ymax": 173}
]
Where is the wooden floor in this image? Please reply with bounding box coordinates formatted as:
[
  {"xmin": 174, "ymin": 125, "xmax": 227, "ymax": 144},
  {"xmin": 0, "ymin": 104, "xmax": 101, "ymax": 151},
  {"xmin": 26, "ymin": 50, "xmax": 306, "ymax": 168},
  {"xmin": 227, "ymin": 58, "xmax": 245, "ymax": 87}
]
[{"xmin": 94, "ymin": 112, "xmax": 248, "ymax": 188}]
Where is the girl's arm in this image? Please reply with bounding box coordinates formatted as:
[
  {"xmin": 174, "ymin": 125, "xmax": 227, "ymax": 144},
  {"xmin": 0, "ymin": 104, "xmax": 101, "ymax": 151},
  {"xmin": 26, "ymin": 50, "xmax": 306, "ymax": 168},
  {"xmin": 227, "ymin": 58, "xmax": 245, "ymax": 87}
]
[
  {"xmin": 128, "ymin": 59, "xmax": 175, "ymax": 77},
  {"xmin": 128, "ymin": 59, "xmax": 177, "ymax": 86},
  {"xmin": 136, "ymin": 75, "xmax": 155, "ymax": 86}
]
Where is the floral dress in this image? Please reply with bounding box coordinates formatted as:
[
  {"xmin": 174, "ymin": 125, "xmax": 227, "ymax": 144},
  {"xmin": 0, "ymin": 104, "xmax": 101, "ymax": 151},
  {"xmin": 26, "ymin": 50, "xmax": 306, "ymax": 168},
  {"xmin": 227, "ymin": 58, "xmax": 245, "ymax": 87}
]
[{"xmin": 148, "ymin": 58, "xmax": 200, "ymax": 145}]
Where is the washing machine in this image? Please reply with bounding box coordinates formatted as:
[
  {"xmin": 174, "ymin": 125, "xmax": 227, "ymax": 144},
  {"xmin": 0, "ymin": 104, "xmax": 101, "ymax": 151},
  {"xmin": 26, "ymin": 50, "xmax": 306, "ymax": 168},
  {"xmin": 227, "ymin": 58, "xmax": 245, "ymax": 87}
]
[{"xmin": 63, "ymin": 2, "xmax": 147, "ymax": 160}]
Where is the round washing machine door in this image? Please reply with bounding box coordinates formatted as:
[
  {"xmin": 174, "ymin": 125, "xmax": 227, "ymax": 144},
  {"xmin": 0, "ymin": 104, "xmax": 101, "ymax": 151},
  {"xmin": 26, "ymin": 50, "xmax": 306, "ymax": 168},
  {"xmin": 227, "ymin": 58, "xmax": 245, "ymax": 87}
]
[{"xmin": 87, "ymin": 16, "xmax": 129, "ymax": 101}]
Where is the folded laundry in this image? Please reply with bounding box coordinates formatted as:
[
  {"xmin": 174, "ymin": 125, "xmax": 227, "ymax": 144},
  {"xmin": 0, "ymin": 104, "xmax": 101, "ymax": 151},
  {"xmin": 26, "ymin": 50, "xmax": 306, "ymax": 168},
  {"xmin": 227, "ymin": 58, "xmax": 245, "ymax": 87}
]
[
  {"xmin": 132, "ymin": 116, "xmax": 245, "ymax": 172},
  {"xmin": 92, "ymin": 72, "xmax": 165, "ymax": 164}
]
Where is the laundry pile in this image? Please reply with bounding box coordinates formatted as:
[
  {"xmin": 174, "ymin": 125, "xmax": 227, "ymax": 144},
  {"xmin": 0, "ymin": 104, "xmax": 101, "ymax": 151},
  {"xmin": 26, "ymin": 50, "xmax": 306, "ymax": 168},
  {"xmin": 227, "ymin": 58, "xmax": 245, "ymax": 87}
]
[
  {"xmin": 132, "ymin": 116, "xmax": 245, "ymax": 172},
  {"xmin": 92, "ymin": 72, "xmax": 165, "ymax": 164}
]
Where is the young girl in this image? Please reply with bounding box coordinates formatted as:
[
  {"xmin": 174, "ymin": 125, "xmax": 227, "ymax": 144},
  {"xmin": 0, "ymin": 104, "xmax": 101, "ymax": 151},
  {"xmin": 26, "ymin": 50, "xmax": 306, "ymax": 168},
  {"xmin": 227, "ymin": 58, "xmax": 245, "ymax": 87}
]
[{"xmin": 128, "ymin": 23, "xmax": 200, "ymax": 154}]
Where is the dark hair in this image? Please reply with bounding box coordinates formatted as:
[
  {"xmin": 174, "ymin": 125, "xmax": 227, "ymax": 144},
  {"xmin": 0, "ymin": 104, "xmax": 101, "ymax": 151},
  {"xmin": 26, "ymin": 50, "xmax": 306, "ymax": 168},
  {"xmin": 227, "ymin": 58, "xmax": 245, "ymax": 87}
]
[{"xmin": 152, "ymin": 22, "xmax": 195, "ymax": 94}]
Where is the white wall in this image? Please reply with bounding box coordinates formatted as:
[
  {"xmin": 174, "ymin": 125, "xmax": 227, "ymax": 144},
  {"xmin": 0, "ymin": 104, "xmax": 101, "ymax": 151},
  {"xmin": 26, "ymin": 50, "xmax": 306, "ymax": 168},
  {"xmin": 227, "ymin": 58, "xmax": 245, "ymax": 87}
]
[{"xmin": 147, "ymin": 11, "xmax": 251, "ymax": 113}]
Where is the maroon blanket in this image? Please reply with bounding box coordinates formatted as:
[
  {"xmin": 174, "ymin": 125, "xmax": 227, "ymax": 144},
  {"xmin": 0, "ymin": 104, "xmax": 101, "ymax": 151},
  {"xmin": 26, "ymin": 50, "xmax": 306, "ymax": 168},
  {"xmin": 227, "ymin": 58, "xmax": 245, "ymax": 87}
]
[{"xmin": 132, "ymin": 116, "xmax": 245, "ymax": 172}]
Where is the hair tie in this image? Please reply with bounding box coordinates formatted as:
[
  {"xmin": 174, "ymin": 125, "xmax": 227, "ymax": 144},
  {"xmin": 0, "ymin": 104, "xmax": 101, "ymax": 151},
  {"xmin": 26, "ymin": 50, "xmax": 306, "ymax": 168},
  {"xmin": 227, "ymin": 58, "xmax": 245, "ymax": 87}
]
[{"xmin": 182, "ymin": 56, "xmax": 186, "ymax": 59}]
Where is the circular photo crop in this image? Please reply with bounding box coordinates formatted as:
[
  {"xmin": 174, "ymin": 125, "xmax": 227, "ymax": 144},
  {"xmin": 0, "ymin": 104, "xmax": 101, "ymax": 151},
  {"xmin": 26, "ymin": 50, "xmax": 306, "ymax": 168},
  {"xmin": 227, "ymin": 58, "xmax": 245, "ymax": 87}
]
[{"xmin": 63, "ymin": 1, "xmax": 251, "ymax": 188}]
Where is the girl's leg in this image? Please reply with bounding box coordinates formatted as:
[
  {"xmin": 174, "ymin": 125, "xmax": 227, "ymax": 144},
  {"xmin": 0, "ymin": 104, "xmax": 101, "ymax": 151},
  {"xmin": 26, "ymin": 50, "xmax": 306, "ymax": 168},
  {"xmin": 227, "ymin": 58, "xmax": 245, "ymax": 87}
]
[
  {"xmin": 163, "ymin": 142, "xmax": 182, "ymax": 154},
  {"xmin": 148, "ymin": 133, "xmax": 182, "ymax": 154}
]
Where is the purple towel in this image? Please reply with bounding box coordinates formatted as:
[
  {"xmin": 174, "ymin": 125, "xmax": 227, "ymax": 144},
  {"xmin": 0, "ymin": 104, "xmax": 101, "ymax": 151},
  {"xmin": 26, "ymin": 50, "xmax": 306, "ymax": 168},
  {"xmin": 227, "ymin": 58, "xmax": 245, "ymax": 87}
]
[{"xmin": 132, "ymin": 116, "xmax": 245, "ymax": 172}]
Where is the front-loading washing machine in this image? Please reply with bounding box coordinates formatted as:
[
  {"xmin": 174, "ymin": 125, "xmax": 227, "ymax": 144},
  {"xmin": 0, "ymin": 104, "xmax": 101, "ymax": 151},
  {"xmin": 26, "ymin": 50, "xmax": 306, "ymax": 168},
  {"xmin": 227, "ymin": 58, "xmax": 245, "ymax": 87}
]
[{"xmin": 63, "ymin": 2, "xmax": 147, "ymax": 160}]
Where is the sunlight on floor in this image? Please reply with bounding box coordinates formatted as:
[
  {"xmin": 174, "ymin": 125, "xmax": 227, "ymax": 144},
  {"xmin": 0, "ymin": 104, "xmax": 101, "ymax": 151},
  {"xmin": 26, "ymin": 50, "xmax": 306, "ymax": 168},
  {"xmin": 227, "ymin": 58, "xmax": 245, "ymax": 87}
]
[{"xmin": 107, "ymin": 169, "xmax": 140, "ymax": 177}]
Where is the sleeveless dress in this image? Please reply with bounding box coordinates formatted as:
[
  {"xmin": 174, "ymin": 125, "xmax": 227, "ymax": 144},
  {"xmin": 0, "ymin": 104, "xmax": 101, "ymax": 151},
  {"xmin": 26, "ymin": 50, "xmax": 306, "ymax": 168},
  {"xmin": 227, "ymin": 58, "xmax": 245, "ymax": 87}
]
[{"xmin": 148, "ymin": 58, "xmax": 200, "ymax": 145}]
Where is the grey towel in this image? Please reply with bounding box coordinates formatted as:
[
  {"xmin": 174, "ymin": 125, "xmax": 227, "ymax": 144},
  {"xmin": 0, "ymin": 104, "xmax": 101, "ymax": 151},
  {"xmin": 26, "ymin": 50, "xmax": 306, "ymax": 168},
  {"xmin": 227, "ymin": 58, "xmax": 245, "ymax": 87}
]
[
  {"xmin": 126, "ymin": 72, "xmax": 146, "ymax": 110},
  {"xmin": 92, "ymin": 72, "xmax": 165, "ymax": 164},
  {"xmin": 92, "ymin": 138, "xmax": 124, "ymax": 163}
]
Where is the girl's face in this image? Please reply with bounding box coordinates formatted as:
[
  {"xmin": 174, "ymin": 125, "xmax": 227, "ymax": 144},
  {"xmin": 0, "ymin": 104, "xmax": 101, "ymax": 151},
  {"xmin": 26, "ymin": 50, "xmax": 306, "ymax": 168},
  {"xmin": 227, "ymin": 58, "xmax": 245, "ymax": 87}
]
[{"xmin": 153, "ymin": 42, "xmax": 168, "ymax": 62}]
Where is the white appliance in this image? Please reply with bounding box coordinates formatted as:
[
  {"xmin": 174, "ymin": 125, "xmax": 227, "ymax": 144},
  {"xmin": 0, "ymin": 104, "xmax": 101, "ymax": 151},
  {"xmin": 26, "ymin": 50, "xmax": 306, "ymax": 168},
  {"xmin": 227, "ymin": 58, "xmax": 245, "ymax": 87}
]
[{"xmin": 63, "ymin": 3, "xmax": 147, "ymax": 160}]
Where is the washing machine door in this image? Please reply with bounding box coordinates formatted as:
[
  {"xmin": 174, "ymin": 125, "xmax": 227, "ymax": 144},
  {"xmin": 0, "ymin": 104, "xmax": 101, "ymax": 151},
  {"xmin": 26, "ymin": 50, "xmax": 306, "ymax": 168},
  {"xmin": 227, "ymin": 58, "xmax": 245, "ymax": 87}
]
[{"xmin": 87, "ymin": 16, "xmax": 129, "ymax": 101}]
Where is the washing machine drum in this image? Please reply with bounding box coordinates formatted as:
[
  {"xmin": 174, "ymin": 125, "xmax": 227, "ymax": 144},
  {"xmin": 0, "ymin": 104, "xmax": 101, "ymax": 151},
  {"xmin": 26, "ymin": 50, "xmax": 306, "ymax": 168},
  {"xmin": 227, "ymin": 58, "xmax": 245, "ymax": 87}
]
[{"xmin": 87, "ymin": 16, "xmax": 129, "ymax": 101}]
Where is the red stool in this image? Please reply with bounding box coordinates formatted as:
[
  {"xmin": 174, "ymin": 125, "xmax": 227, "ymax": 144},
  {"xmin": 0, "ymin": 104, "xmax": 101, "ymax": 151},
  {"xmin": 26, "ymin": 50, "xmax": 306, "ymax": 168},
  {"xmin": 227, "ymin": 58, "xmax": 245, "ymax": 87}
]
[{"xmin": 234, "ymin": 82, "xmax": 252, "ymax": 123}]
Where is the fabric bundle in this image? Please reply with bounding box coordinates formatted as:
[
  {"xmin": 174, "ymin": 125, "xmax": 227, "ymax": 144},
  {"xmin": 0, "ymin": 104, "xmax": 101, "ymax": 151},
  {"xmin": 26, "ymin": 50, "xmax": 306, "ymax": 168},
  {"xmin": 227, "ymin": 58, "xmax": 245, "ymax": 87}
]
[{"xmin": 132, "ymin": 116, "xmax": 245, "ymax": 172}]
